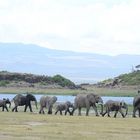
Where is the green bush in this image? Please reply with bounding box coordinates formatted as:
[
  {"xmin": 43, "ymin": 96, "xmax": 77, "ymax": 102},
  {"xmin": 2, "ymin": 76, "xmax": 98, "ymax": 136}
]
[
  {"xmin": 0, "ymin": 80, "xmax": 10, "ymax": 87},
  {"xmin": 52, "ymin": 75, "xmax": 75, "ymax": 88}
]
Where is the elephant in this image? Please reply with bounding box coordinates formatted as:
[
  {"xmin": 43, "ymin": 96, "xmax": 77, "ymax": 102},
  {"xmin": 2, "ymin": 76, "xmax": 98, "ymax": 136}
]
[
  {"xmin": 0, "ymin": 98, "xmax": 11, "ymax": 112},
  {"xmin": 12, "ymin": 93, "xmax": 38, "ymax": 112},
  {"xmin": 132, "ymin": 95, "xmax": 140, "ymax": 117},
  {"xmin": 55, "ymin": 101, "xmax": 74, "ymax": 115},
  {"xmin": 102, "ymin": 100, "xmax": 128, "ymax": 118},
  {"xmin": 39, "ymin": 96, "xmax": 57, "ymax": 114},
  {"xmin": 71, "ymin": 93, "xmax": 103, "ymax": 116}
]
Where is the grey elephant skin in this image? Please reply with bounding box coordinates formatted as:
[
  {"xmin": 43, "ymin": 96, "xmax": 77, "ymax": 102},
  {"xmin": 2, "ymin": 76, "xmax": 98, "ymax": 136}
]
[
  {"xmin": 12, "ymin": 93, "xmax": 38, "ymax": 112},
  {"xmin": 55, "ymin": 101, "xmax": 74, "ymax": 115},
  {"xmin": 72, "ymin": 93, "xmax": 103, "ymax": 116},
  {"xmin": 39, "ymin": 96, "xmax": 57, "ymax": 114},
  {"xmin": 133, "ymin": 95, "xmax": 140, "ymax": 117},
  {"xmin": 102, "ymin": 100, "xmax": 128, "ymax": 118},
  {"xmin": 0, "ymin": 98, "xmax": 11, "ymax": 112}
]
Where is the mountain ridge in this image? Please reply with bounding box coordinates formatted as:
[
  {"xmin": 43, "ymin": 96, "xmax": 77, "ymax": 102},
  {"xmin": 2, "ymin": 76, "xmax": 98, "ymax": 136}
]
[{"xmin": 0, "ymin": 42, "xmax": 140, "ymax": 83}]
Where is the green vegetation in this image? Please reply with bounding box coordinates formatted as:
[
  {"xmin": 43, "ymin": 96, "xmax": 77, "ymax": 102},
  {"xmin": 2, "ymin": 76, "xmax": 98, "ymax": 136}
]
[
  {"xmin": 118, "ymin": 71, "xmax": 140, "ymax": 85},
  {"xmin": 98, "ymin": 70, "xmax": 140, "ymax": 86},
  {"xmin": 0, "ymin": 112, "xmax": 139, "ymax": 140},
  {"xmin": 0, "ymin": 80, "xmax": 10, "ymax": 87},
  {"xmin": 52, "ymin": 75, "xmax": 75, "ymax": 88},
  {"xmin": 0, "ymin": 70, "xmax": 140, "ymax": 97},
  {"xmin": 0, "ymin": 71, "xmax": 76, "ymax": 89}
]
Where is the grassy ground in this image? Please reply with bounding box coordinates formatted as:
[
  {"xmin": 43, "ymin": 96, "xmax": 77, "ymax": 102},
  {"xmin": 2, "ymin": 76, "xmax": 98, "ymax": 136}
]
[
  {"xmin": 0, "ymin": 86, "xmax": 138, "ymax": 97},
  {"xmin": 0, "ymin": 111, "xmax": 140, "ymax": 140}
]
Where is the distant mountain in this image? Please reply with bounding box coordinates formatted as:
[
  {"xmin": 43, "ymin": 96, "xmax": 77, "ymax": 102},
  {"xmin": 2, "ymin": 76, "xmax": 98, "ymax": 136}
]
[{"xmin": 0, "ymin": 42, "xmax": 140, "ymax": 83}]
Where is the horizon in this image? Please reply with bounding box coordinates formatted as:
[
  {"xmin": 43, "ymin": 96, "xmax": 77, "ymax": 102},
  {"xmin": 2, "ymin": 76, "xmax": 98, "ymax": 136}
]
[
  {"xmin": 0, "ymin": 0, "xmax": 140, "ymax": 55},
  {"xmin": 0, "ymin": 42, "xmax": 139, "ymax": 84},
  {"xmin": 1, "ymin": 41, "xmax": 140, "ymax": 57}
]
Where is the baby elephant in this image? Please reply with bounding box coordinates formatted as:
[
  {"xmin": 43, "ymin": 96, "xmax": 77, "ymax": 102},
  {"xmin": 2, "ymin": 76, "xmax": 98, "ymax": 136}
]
[
  {"xmin": 102, "ymin": 100, "xmax": 128, "ymax": 118},
  {"xmin": 55, "ymin": 101, "xmax": 74, "ymax": 115},
  {"xmin": 0, "ymin": 98, "xmax": 11, "ymax": 112}
]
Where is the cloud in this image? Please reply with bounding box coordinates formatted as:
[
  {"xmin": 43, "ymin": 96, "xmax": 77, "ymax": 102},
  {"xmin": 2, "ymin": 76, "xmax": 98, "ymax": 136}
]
[{"xmin": 0, "ymin": 0, "xmax": 140, "ymax": 55}]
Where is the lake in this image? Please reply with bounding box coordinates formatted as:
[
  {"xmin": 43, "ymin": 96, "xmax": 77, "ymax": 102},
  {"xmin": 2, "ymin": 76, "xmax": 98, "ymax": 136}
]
[{"xmin": 0, "ymin": 94, "xmax": 134, "ymax": 105}]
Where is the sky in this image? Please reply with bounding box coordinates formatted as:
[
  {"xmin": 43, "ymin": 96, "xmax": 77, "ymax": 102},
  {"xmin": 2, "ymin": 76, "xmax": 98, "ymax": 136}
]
[{"xmin": 0, "ymin": 0, "xmax": 140, "ymax": 56}]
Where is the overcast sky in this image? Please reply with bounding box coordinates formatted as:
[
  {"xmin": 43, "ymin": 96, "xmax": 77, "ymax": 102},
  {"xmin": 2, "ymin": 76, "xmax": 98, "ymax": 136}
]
[{"xmin": 0, "ymin": 0, "xmax": 140, "ymax": 55}]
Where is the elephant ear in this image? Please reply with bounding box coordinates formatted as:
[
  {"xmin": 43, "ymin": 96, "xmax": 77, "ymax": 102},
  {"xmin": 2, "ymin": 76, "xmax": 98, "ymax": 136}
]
[
  {"xmin": 120, "ymin": 101, "xmax": 124, "ymax": 106},
  {"xmin": 86, "ymin": 94, "xmax": 96, "ymax": 104}
]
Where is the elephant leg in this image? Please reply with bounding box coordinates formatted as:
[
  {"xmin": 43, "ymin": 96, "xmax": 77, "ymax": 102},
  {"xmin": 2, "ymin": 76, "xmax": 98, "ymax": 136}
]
[
  {"xmin": 55, "ymin": 110, "xmax": 58, "ymax": 115},
  {"xmin": 119, "ymin": 109, "xmax": 125, "ymax": 118},
  {"xmin": 39, "ymin": 107, "xmax": 43, "ymax": 114},
  {"xmin": 114, "ymin": 111, "xmax": 118, "ymax": 118},
  {"xmin": 5, "ymin": 106, "xmax": 8, "ymax": 112},
  {"xmin": 65, "ymin": 111, "xmax": 67, "ymax": 115},
  {"xmin": 12, "ymin": 106, "xmax": 18, "ymax": 112},
  {"xmin": 107, "ymin": 111, "xmax": 111, "ymax": 117},
  {"xmin": 102, "ymin": 110, "xmax": 107, "ymax": 117},
  {"xmin": 15, "ymin": 107, "xmax": 18, "ymax": 112},
  {"xmin": 93, "ymin": 105, "xmax": 99, "ymax": 116},
  {"xmin": 66, "ymin": 109, "xmax": 72, "ymax": 115},
  {"xmin": 132, "ymin": 107, "xmax": 137, "ymax": 118},
  {"xmin": 29, "ymin": 103, "xmax": 33, "ymax": 112},
  {"xmin": 48, "ymin": 108, "xmax": 52, "ymax": 114},
  {"xmin": 39, "ymin": 107, "xmax": 45, "ymax": 114},
  {"xmin": 12, "ymin": 107, "xmax": 15, "ymax": 112},
  {"xmin": 2, "ymin": 106, "xmax": 4, "ymax": 111},
  {"xmin": 60, "ymin": 110, "xmax": 63, "ymax": 115},
  {"xmin": 86, "ymin": 108, "xmax": 90, "ymax": 116},
  {"xmin": 138, "ymin": 109, "xmax": 140, "ymax": 117},
  {"xmin": 78, "ymin": 107, "xmax": 81, "ymax": 116},
  {"xmin": 71, "ymin": 108, "xmax": 76, "ymax": 116},
  {"xmin": 24, "ymin": 105, "xmax": 28, "ymax": 112}
]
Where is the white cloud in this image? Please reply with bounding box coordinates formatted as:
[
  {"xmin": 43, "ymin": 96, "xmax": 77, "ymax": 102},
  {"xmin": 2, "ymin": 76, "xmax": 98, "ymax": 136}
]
[{"xmin": 0, "ymin": 0, "xmax": 140, "ymax": 55}]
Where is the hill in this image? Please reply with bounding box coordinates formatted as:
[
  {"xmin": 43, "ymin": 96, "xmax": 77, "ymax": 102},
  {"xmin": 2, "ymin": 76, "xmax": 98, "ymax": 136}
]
[
  {"xmin": 0, "ymin": 71, "xmax": 76, "ymax": 89},
  {"xmin": 0, "ymin": 42, "xmax": 140, "ymax": 83},
  {"xmin": 96, "ymin": 70, "xmax": 140, "ymax": 87}
]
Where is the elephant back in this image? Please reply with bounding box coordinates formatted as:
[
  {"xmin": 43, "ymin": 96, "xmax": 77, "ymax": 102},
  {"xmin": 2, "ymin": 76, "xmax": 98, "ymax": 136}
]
[
  {"xmin": 40, "ymin": 96, "xmax": 57, "ymax": 108},
  {"xmin": 13, "ymin": 94, "xmax": 24, "ymax": 105},
  {"xmin": 65, "ymin": 101, "xmax": 73, "ymax": 108},
  {"xmin": 56, "ymin": 103, "xmax": 66, "ymax": 111}
]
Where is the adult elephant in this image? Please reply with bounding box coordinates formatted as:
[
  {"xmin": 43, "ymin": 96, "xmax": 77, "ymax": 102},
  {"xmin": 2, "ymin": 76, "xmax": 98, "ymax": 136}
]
[
  {"xmin": 39, "ymin": 96, "xmax": 57, "ymax": 114},
  {"xmin": 55, "ymin": 101, "xmax": 74, "ymax": 115},
  {"xmin": 72, "ymin": 93, "xmax": 103, "ymax": 116},
  {"xmin": 12, "ymin": 93, "xmax": 38, "ymax": 112},
  {"xmin": 132, "ymin": 95, "xmax": 140, "ymax": 117},
  {"xmin": 0, "ymin": 98, "xmax": 11, "ymax": 112},
  {"xmin": 102, "ymin": 100, "xmax": 128, "ymax": 118}
]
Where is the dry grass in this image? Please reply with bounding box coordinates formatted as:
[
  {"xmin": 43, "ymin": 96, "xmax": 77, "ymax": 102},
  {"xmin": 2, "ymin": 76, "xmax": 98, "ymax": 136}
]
[
  {"xmin": 0, "ymin": 111, "xmax": 140, "ymax": 140},
  {"xmin": 0, "ymin": 86, "xmax": 138, "ymax": 97}
]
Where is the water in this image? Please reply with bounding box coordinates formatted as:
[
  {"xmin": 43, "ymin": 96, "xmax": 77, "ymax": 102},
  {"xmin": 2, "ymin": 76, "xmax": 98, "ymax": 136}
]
[{"xmin": 0, "ymin": 94, "xmax": 134, "ymax": 105}]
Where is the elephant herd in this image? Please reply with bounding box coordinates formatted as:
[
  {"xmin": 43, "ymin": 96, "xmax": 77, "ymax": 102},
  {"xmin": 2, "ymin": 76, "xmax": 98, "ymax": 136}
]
[{"xmin": 0, "ymin": 93, "xmax": 140, "ymax": 118}]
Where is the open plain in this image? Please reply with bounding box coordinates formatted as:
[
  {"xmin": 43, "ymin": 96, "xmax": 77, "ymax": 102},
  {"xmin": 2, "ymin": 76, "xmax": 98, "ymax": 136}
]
[{"xmin": 0, "ymin": 111, "xmax": 140, "ymax": 140}]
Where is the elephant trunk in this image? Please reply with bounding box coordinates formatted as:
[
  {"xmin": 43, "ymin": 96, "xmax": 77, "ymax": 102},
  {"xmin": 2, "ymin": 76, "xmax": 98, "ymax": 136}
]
[
  {"xmin": 99, "ymin": 103, "xmax": 103, "ymax": 115},
  {"xmin": 124, "ymin": 104, "xmax": 128, "ymax": 117},
  {"xmin": 9, "ymin": 102, "xmax": 11, "ymax": 108},
  {"xmin": 35, "ymin": 100, "xmax": 38, "ymax": 109}
]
